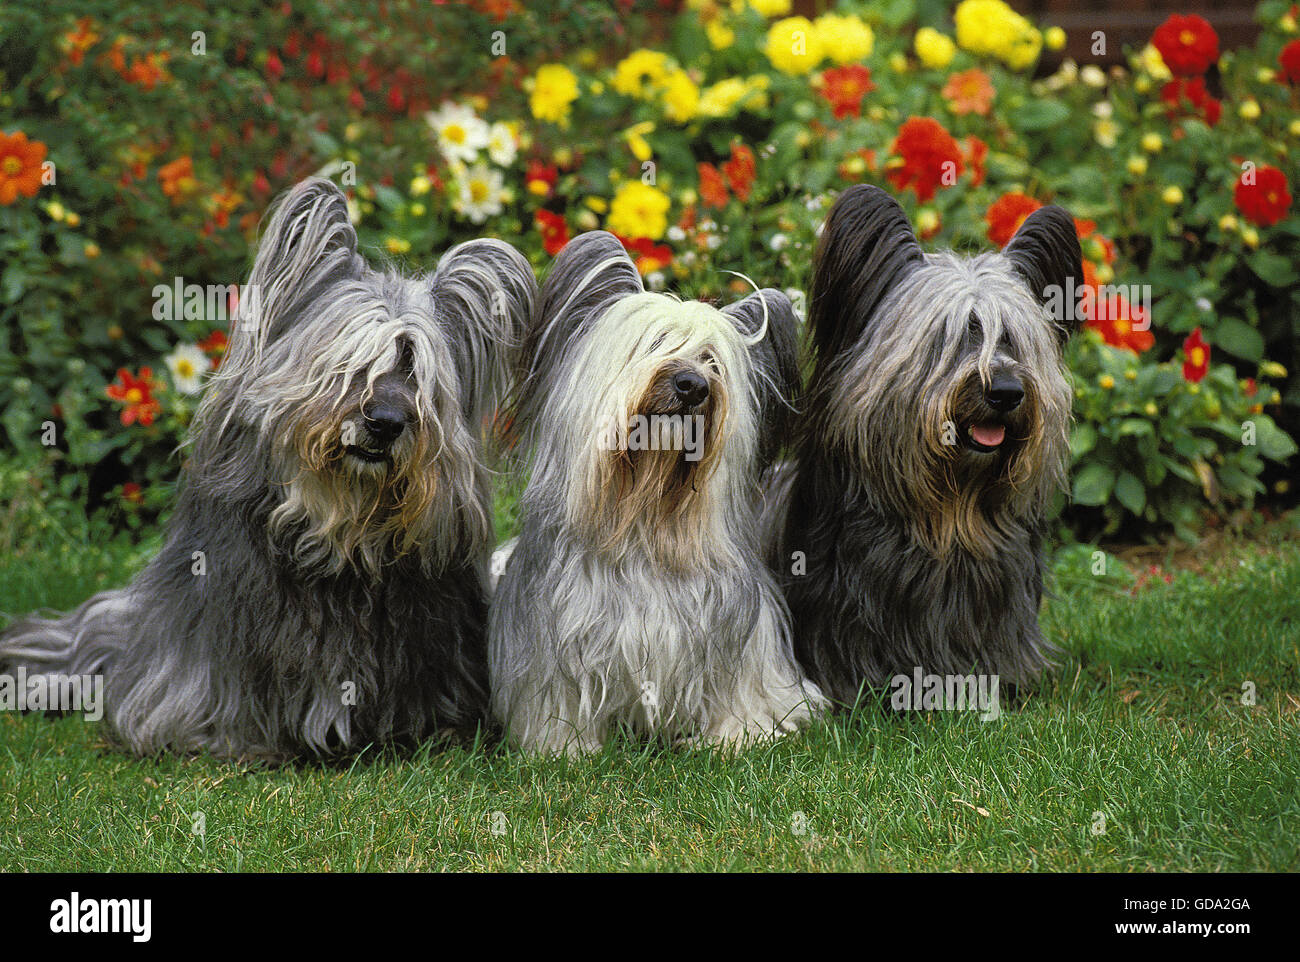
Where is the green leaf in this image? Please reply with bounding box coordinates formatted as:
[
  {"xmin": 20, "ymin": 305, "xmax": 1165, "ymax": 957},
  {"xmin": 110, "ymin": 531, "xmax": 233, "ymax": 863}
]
[
  {"xmin": 1212, "ymin": 318, "xmax": 1265, "ymax": 362},
  {"xmin": 1070, "ymin": 423, "xmax": 1097, "ymax": 459},
  {"xmin": 1251, "ymin": 415, "xmax": 1298, "ymax": 462},
  {"xmin": 1072, "ymin": 463, "xmax": 1115, "ymax": 506},
  {"xmin": 1248, "ymin": 251, "xmax": 1298, "ymax": 287},
  {"xmin": 1007, "ymin": 100, "xmax": 1070, "ymax": 132},
  {"xmin": 1117, "ymin": 418, "xmax": 1153, "ymax": 437},
  {"xmin": 1114, "ymin": 471, "xmax": 1146, "ymax": 515}
]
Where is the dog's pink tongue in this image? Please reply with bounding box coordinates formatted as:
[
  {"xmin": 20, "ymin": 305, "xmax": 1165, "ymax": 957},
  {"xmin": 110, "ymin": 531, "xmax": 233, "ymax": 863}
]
[{"xmin": 971, "ymin": 424, "xmax": 1005, "ymax": 447}]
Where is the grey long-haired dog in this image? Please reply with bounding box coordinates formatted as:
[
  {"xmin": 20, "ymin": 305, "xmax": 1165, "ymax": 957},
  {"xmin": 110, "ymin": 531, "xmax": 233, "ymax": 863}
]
[
  {"xmin": 0, "ymin": 177, "xmax": 535, "ymax": 759},
  {"xmin": 761, "ymin": 184, "xmax": 1083, "ymax": 705},
  {"xmin": 490, "ymin": 231, "xmax": 825, "ymax": 754}
]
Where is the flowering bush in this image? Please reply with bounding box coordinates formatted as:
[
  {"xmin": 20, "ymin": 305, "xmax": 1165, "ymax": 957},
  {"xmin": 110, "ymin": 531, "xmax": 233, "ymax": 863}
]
[{"xmin": 1, "ymin": 0, "xmax": 1297, "ymax": 543}]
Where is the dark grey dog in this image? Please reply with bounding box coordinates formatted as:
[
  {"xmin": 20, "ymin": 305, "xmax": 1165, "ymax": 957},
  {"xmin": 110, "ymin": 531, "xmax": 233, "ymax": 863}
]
[
  {"xmin": 761, "ymin": 185, "xmax": 1084, "ymax": 705},
  {"xmin": 0, "ymin": 178, "xmax": 535, "ymax": 759}
]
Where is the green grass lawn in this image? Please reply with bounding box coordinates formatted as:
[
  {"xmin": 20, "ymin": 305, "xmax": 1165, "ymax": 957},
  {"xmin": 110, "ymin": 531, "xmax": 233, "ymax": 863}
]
[{"xmin": 1, "ymin": 519, "xmax": 1297, "ymax": 872}]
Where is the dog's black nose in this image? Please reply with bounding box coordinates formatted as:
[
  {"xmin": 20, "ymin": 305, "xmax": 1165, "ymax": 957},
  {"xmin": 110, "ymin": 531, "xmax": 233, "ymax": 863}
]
[
  {"xmin": 362, "ymin": 405, "xmax": 408, "ymax": 445},
  {"xmin": 986, "ymin": 375, "xmax": 1024, "ymax": 412},
  {"xmin": 672, "ymin": 371, "xmax": 709, "ymax": 408}
]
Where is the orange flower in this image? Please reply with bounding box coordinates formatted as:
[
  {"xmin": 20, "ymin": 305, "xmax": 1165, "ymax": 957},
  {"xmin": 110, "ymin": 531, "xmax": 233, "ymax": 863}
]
[
  {"xmin": 62, "ymin": 17, "xmax": 100, "ymax": 66},
  {"xmin": 820, "ymin": 65, "xmax": 875, "ymax": 120},
  {"xmin": 942, "ymin": 69, "xmax": 995, "ymax": 116},
  {"xmin": 106, "ymin": 368, "xmax": 163, "ymax": 427},
  {"xmin": 984, "ymin": 192, "xmax": 1042, "ymax": 247},
  {"xmin": 0, "ymin": 131, "xmax": 48, "ymax": 205},
  {"xmin": 1085, "ymin": 287, "xmax": 1154, "ymax": 353},
  {"xmin": 158, "ymin": 156, "xmax": 197, "ymax": 203},
  {"xmin": 886, "ymin": 117, "xmax": 962, "ymax": 203},
  {"xmin": 198, "ymin": 329, "xmax": 228, "ymax": 369},
  {"xmin": 722, "ymin": 143, "xmax": 756, "ymax": 203},
  {"xmin": 698, "ymin": 161, "xmax": 728, "ymax": 208},
  {"xmin": 208, "ymin": 185, "xmax": 244, "ymax": 228},
  {"xmin": 1182, "ymin": 328, "xmax": 1210, "ymax": 383},
  {"xmin": 121, "ymin": 482, "xmax": 143, "ymax": 504}
]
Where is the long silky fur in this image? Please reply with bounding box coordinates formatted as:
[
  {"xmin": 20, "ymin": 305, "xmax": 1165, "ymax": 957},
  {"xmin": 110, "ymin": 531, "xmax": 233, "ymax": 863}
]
[
  {"xmin": 490, "ymin": 231, "xmax": 824, "ymax": 755},
  {"xmin": 761, "ymin": 184, "xmax": 1083, "ymax": 705},
  {"xmin": 0, "ymin": 177, "xmax": 536, "ymax": 759}
]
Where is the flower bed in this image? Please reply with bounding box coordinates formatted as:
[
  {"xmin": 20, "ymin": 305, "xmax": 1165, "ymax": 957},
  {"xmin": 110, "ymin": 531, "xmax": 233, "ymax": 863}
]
[{"xmin": 1, "ymin": 0, "xmax": 1296, "ymax": 544}]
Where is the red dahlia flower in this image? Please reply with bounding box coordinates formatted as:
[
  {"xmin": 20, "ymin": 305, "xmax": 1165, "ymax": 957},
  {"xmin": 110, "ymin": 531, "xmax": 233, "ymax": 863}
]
[
  {"xmin": 886, "ymin": 117, "xmax": 963, "ymax": 204},
  {"xmin": 1182, "ymin": 328, "xmax": 1210, "ymax": 383},
  {"xmin": 1234, "ymin": 164, "xmax": 1292, "ymax": 227},
  {"xmin": 985, "ymin": 192, "xmax": 1042, "ymax": 247},
  {"xmin": 820, "ymin": 65, "xmax": 875, "ymax": 120},
  {"xmin": 534, "ymin": 209, "xmax": 569, "ymax": 256},
  {"xmin": 1151, "ymin": 14, "xmax": 1219, "ymax": 77},
  {"xmin": 1279, "ymin": 40, "xmax": 1300, "ymax": 85},
  {"xmin": 106, "ymin": 368, "xmax": 163, "ymax": 427}
]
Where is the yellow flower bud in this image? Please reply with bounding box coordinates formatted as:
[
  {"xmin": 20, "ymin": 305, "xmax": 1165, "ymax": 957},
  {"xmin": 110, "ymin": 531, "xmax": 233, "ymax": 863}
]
[
  {"xmin": 1242, "ymin": 226, "xmax": 1260, "ymax": 248},
  {"xmin": 1126, "ymin": 155, "xmax": 1148, "ymax": 176},
  {"xmin": 1099, "ymin": 374, "xmax": 1115, "ymax": 389},
  {"xmin": 1218, "ymin": 213, "xmax": 1238, "ymax": 232},
  {"xmin": 1045, "ymin": 27, "xmax": 1066, "ymax": 51},
  {"xmin": 1239, "ymin": 100, "xmax": 1261, "ymax": 120},
  {"xmin": 1261, "ymin": 361, "xmax": 1288, "ymax": 378},
  {"xmin": 1144, "ymin": 402, "xmax": 1159, "ymax": 417},
  {"xmin": 410, "ymin": 176, "xmax": 431, "ymax": 196},
  {"xmin": 1141, "ymin": 132, "xmax": 1163, "ymax": 153},
  {"xmin": 1162, "ymin": 186, "xmax": 1183, "ymax": 205},
  {"xmin": 1125, "ymin": 369, "xmax": 1138, "ymax": 381},
  {"xmin": 84, "ymin": 242, "xmax": 100, "ymax": 258}
]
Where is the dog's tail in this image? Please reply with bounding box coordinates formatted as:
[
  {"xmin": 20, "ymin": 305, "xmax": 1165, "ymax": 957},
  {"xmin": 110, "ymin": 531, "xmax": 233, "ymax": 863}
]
[{"xmin": 0, "ymin": 589, "xmax": 133, "ymax": 701}]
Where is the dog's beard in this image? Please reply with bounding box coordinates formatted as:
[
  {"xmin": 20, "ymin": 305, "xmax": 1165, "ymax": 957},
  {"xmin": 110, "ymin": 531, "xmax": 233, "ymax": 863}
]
[
  {"xmin": 269, "ymin": 402, "xmax": 482, "ymax": 579},
  {"xmin": 583, "ymin": 368, "xmax": 729, "ymax": 571},
  {"xmin": 830, "ymin": 358, "xmax": 1069, "ymax": 559}
]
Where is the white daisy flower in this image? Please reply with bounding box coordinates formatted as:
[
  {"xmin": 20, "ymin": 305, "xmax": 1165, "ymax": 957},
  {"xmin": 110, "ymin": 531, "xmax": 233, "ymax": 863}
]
[
  {"xmin": 426, "ymin": 102, "xmax": 489, "ymax": 164},
  {"xmin": 454, "ymin": 163, "xmax": 506, "ymax": 224},
  {"xmin": 165, "ymin": 343, "xmax": 208, "ymax": 395},
  {"xmin": 486, "ymin": 122, "xmax": 517, "ymax": 166}
]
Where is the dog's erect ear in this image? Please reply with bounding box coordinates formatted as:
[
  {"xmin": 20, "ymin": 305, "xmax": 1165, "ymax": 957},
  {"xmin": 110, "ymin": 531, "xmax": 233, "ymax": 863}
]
[
  {"xmin": 1004, "ymin": 204, "xmax": 1085, "ymax": 338},
  {"xmin": 240, "ymin": 177, "xmax": 363, "ymax": 350},
  {"xmin": 722, "ymin": 288, "xmax": 801, "ymax": 470},
  {"xmin": 510, "ymin": 231, "xmax": 643, "ymax": 439},
  {"xmin": 808, "ymin": 184, "xmax": 924, "ymax": 360},
  {"xmin": 533, "ymin": 230, "xmax": 642, "ymax": 348},
  {"xmin": 430, "ymin": 238, "xmax": 537, "ymax": 423}
]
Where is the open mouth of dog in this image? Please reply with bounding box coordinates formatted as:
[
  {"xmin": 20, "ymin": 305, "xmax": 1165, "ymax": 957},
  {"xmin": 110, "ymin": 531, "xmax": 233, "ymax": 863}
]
[
  {"xmin": 344, "ymin": 444, "xmax": 391, "ymax": 464},
  {"xmin": 965, "ymin": 422, "xmax": 1007, "ymax": 453}
]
